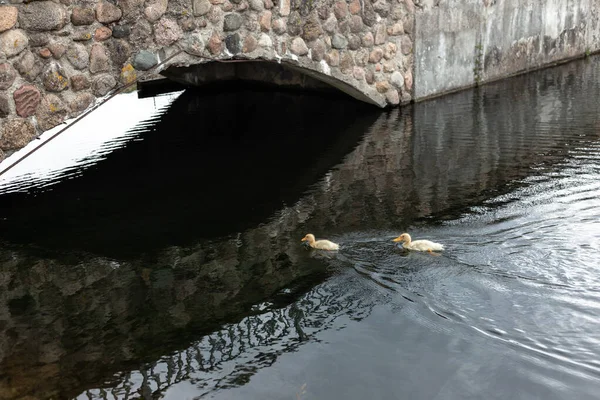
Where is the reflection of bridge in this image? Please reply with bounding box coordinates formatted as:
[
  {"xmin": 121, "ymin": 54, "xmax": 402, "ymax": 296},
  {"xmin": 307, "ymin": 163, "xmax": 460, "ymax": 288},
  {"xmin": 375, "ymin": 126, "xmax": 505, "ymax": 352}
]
[{"xmin": 1, "ymin": 57, "xmax": 600, "ymax": 399}]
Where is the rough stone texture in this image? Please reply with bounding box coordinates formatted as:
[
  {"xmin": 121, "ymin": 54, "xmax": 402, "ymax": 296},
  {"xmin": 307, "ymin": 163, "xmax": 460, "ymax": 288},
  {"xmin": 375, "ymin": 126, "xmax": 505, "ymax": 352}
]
[
  {"xmin": 0, "ymin": 63, "xmax": 16, "ymax": 90},
  {"xmin": 67, "ymin": 91, "xmax": 94, "ymax": 115},
  {"xmin": 0, "ymin": 6, "xmax": 18, "ymax": 33},
  {"xmin": 105, "ymin": 39, "xmax": 131, "ymax": 66},
  {"xmin": 332, "ymin": 33, "xmax": 347, "ymax": 49},
  {"xmin": 0, "ymin": 119, "xmax": 36, "ymax": 151},
  {"xmin": 48, "ymin": 42, "xmax": 67, "ymax": 59},
  {"xmin": 362, "ymin": 32, "xmax": 374, "ymax": 47},
  {"xmin": 0, "ymin": 29, "xmax": 28, "ymax": 58},
  {"xmin": 39, "ymin": 48, "xmax": 52, "ymax": 59},
  {"xmin": 112, "ymin": 25, "xmax": 131, "ymax": 38},
  {"xmin": 67, "ymin": 43, "xmax": 89, "ymax": 70},
  {"xmin": 13, "ymin": 85, "xmax": 41, "ymax": 117},
  {"xmin": 224, "ymin": 13, "xmax": 243, "ymax": 31},
  {"xmin": 242, "ymin": 35, "xmax": 257, "ymax": 52},
  {"xmin": 92, "ymin": 73, "xmax": 116, "ymax": 96},
  {"xmin": 13, "ymin": 51, "xmax": 42, "ymax": 82},
  {"xmin": 130, "ymin": 20, "xmax": 153, "ymax": 47},
  {"xmin": 71, "ymin": 6, "xmax": 95, "ymax": 26},
  {"xmin": 0, "ymin": 94, "xmax": 9, "ymax": 118},
  {"xmin": 90, "ymin": 43, "xmax": 111, "ymax": 73},
  {"xmin": 259, "ymin": 11, "xmax": 271, "ymax": 32},
  {"xmin": 120, "ymin": 63, "xmax": 136, "ymax": 85},
  {"xmin": 29, "ymin": 33, "xmax": 50, "ymax": 47},
  {"xmin": 18, "ymin": 2, "xmax": 68, "ymax": 31},
  {"xmin": 36, "ymin": 94, "xmax": 68, "ymax": 132},
  {"xmin": 272, "ymin": 18, "xmax": 286, "ymax": 34},
  {"xmin": 42, "ymin": 62, "xmax": 69, "ymax": 92},
  {"xmin": 290, "ymin": 37, "xmax": 307, "ymax": 56},
  {"xmin": 193, "ymin": 0, "xmax": 211, "ymax": 16},
  {"xmin": 154, "ymin": 17, "xmax": 182, "ymax": 46},
  {"xmin": 144, "ymin": 0, "xmax": 168, "ymax": 22},
  {"xmin": 95, "ymin": 27, "xmax": 112, "ymax": 41},
  {"xmin": 301, "ymin": 13, "xmax": 321, "ymax": 41},
  {"xmin": 207, "ymin": 31, "xmax": 222, "ymax": 54},
  {"xmin": 71, "ymin": 74, "xmax": 91, "ymax": 91},
  {"xmin": 95, "ymin": 1, "xmax": 122, "ymax": 24},
  {"xmin": 133, "ymin": 50, "xmax": 157, "ymax": 70}
]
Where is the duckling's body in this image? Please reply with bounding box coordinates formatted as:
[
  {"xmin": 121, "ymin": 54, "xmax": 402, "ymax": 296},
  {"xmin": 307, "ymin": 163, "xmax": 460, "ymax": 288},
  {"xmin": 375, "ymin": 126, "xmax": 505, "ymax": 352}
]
[
  {"xmin": 301, "ymin": 234, "xmax": 340, "ymax": 251},
  {"xmin": 393, "ymin": 233, "xmax": 444, "ymax": 253}
]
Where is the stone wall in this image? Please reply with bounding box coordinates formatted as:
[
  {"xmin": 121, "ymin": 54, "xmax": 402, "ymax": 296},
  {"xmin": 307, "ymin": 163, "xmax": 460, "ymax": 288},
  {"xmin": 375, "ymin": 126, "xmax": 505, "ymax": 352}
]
[
  {"xmin": 414, "ymin": 0, "xmax": 600, "ymax": 100},
  {"xmin": 0, "ymin": 0, "xmax": 416, "ymax": 161}
]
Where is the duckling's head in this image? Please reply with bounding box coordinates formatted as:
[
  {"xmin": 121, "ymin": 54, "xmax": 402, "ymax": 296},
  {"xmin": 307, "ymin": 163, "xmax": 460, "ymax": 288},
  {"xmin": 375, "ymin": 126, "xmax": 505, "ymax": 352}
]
[
  {"xmin": 392, "ymin": 233, "xmax": 410, "ymax": 243},
  {"xmin": 301, "ymin": 234, "xmax": 315, "ymax": 243}
]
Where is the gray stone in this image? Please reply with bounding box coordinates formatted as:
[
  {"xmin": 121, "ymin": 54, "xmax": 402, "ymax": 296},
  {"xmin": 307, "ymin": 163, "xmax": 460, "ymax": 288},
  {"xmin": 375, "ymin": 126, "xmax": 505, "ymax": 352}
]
[
  {"xmin": 92, "ymin": 74, "xmax": 116, "ymax": 96},
  {"xmin": 365, "ymin": 68, "xmax": 374, "ymax": 84},
  {"xmin": 322, "ymin": 14, "xmax": 337, "ymax": 33},
  {"xmin": 340, "ymin": 51, "xmax": 354, "ymax": 73},
  {"xmin": 390, "ymin": 70, "xmax": 404, "ymax": 88},
  {"xmin": 95, "ymin": 1, "xmax": 122, "ymax": 24},
  {"xmin": 112, "ymin": 25, "xmax": 131, "ymax": 38},
  {"xmin": 67, "ymin": 43, "xmax": 89, "ymax": 70},
  {"xmin": 130, "ymin": 19, "xmax": 152, "ymax": 47},
  {"xmin": 144, "ymin": 0, "xmax": 168, "ymax": 22},
  {"xmin": 133, "ymin": 50, "xmax": 157, "ymax": 71},
  {"xmin": 0, "ymin": 62, "xmax": 16, "ymax": 90},
  {"xmin": 400, "ymin": 35, "xmax": 412, "ymax": 54},
  {"xmin": 117, "ymin": 0, "xmax": 144, "ymax": 20},
  {"xmin": 68, "ymin": 92, "xmax": 94, "ymax": 115},
  {"xmin": 353, "ymin": 66, "xmax": 365, "ymax": 80},
  {"xmin": 42, "ymin": 62, "xmax": 69, "ymax": 92},
  {"xmin": 105, "ymin": 39, "xmax": 131, "ymax": 66},
  {"xmin": 19, "ymin": 2, "xmax": 68, "ymax": 31},
  {"xmin": 0, "ymin": 94, "xmax": 9, "ymax": 118},
  {"xmin": 179, "ymin": 16, "xmax": 196, "ymax": 32},
  {"xmin": 36, "ymin": 94, "xmax": 68, "ymax": 132},
  {"xmin": 29, "ymin": 33, "xmax": 50, "ymax": 47},
  {"xmin": 184, "ymin": 34, "xmax": 205, "ymax": 56},
  {"xmin": 290, "ymin": 37, "xmax": 308, "ymax": 56},
  {"xmin": 0, "ymin": 118, "xmax": 36, "ymax": 151},
  {"xmin": 89, "ymin": 43, "xmax": 111, "ymax": 73},
  {"xmin": 374, "ymin": 24, "xmax": 387, "ymax": 45},
  {"xmin": 355, "ymin": 48, "xmax": 369, "ymax": 66},
  {"xmin": 249, "ymin": 0, "xmax": 262, "ymax": 11},
  {"xmin": 373, "ymin": 0, "xmax": 390, "ymax": 17},
  {"xmin": 13, "ymin": 51, "xmax": 42, "ymax": 82},
  {"xmin": 72, "ymin": 28, "xmax": 93, "ymax": 42},
  {"xmin": 48, "ymin": 42, "xmax": 67, "ymax": 59},
  {"xmin": 71, "ymin": 6, "xmax": 95, "ymax": 26},
  {"xmin": 13, "ymin": 84, "xmax": 41, "ymax": 117},
  {"xmin": 301, "ymin": 13, "xmax": 321, "ymax": 41},
  {"xmin": 287, "ymin": 11, "xmax": 302, "ymax": 36},
  {"xmin": 310, "ymin": 39, "xmax": 326, "ymax": 61},
  {"xmin": 71, "ymin": 74, "xmax": 90, "ymax": 91},
  {"xmin": 154, "ymin": 17, "xmax": 183, "ymax": 46},
  {"xmin": 385, "ymin": 88, "xmax": 399, "ymax": 105},
  {"xmin": 208, "ymin": 6, "xmax": 223, "ymax": 24},
  {"xmin": 368, "ymin": 47, "xmax": 383, "ymax": 63},
  {"xmin": 362, "ymin": 31, "xmax": 374, "ymax": 47},
  {"xmin": 332, "ymin": 33, "xmax": 348, "ymax": 49},
  {"xmin": 225, "ymin": 33, "xmax": 241, "ymax": 54},
  {"xmin": 362, "ymin": 1, "xmax": 377, "ymax": 26},
  {"xmin": 0, "ymin": 29, "xmax": 28, "ymax": 58},
  {"xmin": 348, "ymin": 34, "xmax": 361, "ymax": 50},
  {"xmin": 193, "ymin": 0, "xmax": 211, "ymax": 16},
  {"xmin": 223, "ymin": 13, "xmax": 243, "ymax": 31},
  {"xmin": 349, "ymin": 15, "xmax": 364, "ymax": 33},
  {"xmin": 0, "ymin": 5, "xmax": 18, "ymax": 32}
]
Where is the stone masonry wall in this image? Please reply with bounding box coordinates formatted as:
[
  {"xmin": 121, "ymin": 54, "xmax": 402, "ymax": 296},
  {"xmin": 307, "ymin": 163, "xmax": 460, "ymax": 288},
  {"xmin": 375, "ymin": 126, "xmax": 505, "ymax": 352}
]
[{"xmin": 0, "ymin": 0, "xmax": 417, "ymax": 161}]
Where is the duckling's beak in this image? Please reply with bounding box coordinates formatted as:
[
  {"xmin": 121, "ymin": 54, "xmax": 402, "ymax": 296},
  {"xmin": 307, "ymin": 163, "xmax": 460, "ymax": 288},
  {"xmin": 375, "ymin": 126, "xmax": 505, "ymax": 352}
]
[
  {"xmin": 301, "ymin": 237, "xmax": 307, "ymax": 242},
  {"xmin": 392, "ymin": 236, "xmax": 403, "ymax": 242}
]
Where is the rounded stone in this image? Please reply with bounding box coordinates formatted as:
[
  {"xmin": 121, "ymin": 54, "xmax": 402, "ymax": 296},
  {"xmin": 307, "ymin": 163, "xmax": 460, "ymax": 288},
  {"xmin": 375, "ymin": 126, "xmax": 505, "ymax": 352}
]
[
  {"xmin": 183, "ymin": 34, "xmax": 205, "ymax": 56},
  {"xmin": 257, "ymin": 33, "xmax": 271, "ymax": 48},
  {"xmin": 92, "ymin": 74, "xmax": 117, "ymax": 96},
  {"xmin": 71, "ymin": 6, "xmax": 95, "ymax": 26},
  {"xmin": 349, "ymin": 0, "xmax": 360, "ymax": 14},
  {"xmin": 369, "ymin": 47, "xmax": 383, "ymax": 63},
  {"xmin": 365, "ymin": 68, "xmax": 374, "ymax": 84},
  {"xmin": 290, "ymin": 37, "xmax": 308, "ymax": 56},
  {"xmin": 384, "ymin": 42, "xmax": 397, "ymax": 59},
  {"xmin": 105, "ymin": 39, "xmax": 131, "ymax": 66},
  {"xmin": 0, "ymin": 63, "xmax": 16, "ymax": 90},
  {"xmin": 208, "ymin": 6, "xmax": 223, "ymax": 25},
  {"xmin": 242, "ymin": 35, "xmax": 257, "ymax": 53},
  {"xmin": 374, "ymin": 24, "xmax": 387, "ymax": 45},
  {"xmin": 112, "ymin": 25, "xmax": 131, "ymax": 38},
  {"xmin": 179, "ymin": 16, "xmax": 196, "ymax": 32},
  {"xmin": 222, "ymin": 1, "xmax": 234, "ymax": 11},
  {"xmin": 376, "ymin": 80, "xmax": 390, "ymax": 93},
  {"xmin": 301, "ymin": 13, "xmax": 322, "ymax": 41},
  {"xmin": 340, "ymin": 51, "xmax": 354, "ymax": 73},
  {"xmin": 19, "ymin": 2, "xmax": 68, "ymax": 31},
  {"xmin": 404, "ymin": 69, "xmax": 413, "ymax": 90},
  {"xmin": 120, "ymin": 63, "xmax": 136, "ymax": 85},
  {"xmin": 66, "ymin": 43, "xmax": 89, "ymax": 70},
  {"xmin": 362, "ymin": 32, "xmax": 374, "ymax": 47},
  {"xmin": 0, "ymin": 29, "xmax": 28, "ymax": 58},
  {"xmin": 224, "ymin": 13, "xmax": 243, "ymax": 31},
  {"xmin": 0, "ymin": 5, "xmax": 18, "ymax": 33},
  {"xmin": 353, "ymin": 66, "xmax": 365, "ymax": 81},
  {"xmin": 29, "ymin": 33, "xmax": 50, "ymax": 47},
  {"xmin": 400, "ymin": 35, "xmax": 412, "ymax": 54},
  {"xmin": 383, "ymin": 60, "xmax": 395, "ymax": 72},
  {"xmin": 207, "ymin": 32, "xmax": 223, "ymax": 54},
  {"xmin": 373, "ymin": 0, "xmax": 390, "ymax": 17},
  {"xmin": 95, "ymin": 27, "xmax": 112, "ymax": 41},
  {"xmin": 287, "ymin": 11, "xmax": 302, "ymax": 36},
  {"xmin": 154, "ymin": 17, "xmax": 183, "ymax": 46},
  {"xmin": 322, "ymin": 14, "xmax": 337, "ymax": 33},
  {"xmin": 332, "ymin": 33, "xmax": 348, "ymax": 49},
  {"xmin": 349, "ymin": 15, "xmax": 364, "ymax": 33},
  {"xmin": 13, "ymin": 85, "xmax": 41, "ymax": 117},
  {"xmin": 71, "ymin": 74, "xmax": 91, "ymax": 91},
  {"xmin": 390, "ymin": 70, "xmax": 404, "ymax": 88},
  {"xmin": 355, "ymin": 48, "xmax": 369, "ymax": 66},
  {"xmin": 333, "ymin": 1, "xmax": 347, "ymax": 20},
  {"xmin": 36, "ymin": 94, "xmax": 68, "ymax": 132},
  {"xmin": 272, "ymin": 18, "xmax": 286, "ymax": 34},
  {"xmin": 325, "ymin": 49, "xmax": 339, "ymax": 66},
  {"xmin": 348, "ymin": 34, "xmax": 361, "ymax": 50},
  {"xmin": 249, "ymin": 0, "xmax": 262, "ymax": 11},
  {"xmin": 193, "ymin": 0, "xmax": 211, "ymax": 16},
  {"xmin": 310, "ymin": 39, "xmax": 326, "ymax": 61},
  {"xmin": 68, "ymin": 92, "xmax": 94, "ymax": 115},
  {"xmin": 48, "ymin": 42, "xmax": 67, "ymax": 59},
  {"xmin": 144, "ymin": 0, "xmax": 168, "ymax": 22},
  {"xmin": 0, "ymin": 118, "xmax": 36, "ymax": 151},
  {"xmin": 385, "ymin": 88, "xmax": 399, "ymax": 105},
  {"xmin": 388, "ymin": 22, "xmax": 404, "ymax": 36},
  {"xmin": 95, "ymin": 1, "xmax": 122, "ymax": 24},
  {"xmin": 42, "ymin": 62, "xmax": 69, "ymax": 92},
  {"xmin": 13, "ymin": 51, "xmax": 42, "ymax": 82},
  {"xmin": 89, "ymin": 43, "xmax": 111, "ymax": 73},
  {"xmin": 0, "ymin": 94, "xmax": 9, "ymax": 118},
  {"xmin": 39, "ymin": 48, "xmax": 52, "ymax": 59},
  {"xmin": 225, "ymin": 33, "xmax": 241, "ymax": 54},
  {"xmin": 133, "ymin": 50, "xmax": 157, "ymax": 71},
  {"xmin": 259, "ymin": 11, "xmax": 271, "ymax": 32}
]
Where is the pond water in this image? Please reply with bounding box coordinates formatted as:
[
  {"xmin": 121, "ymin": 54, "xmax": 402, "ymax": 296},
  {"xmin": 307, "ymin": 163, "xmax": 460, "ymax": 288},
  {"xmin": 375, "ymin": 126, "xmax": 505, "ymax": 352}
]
[{"xmin": 0, "ymin": 56, "xmax": 599, "ymax": 400}]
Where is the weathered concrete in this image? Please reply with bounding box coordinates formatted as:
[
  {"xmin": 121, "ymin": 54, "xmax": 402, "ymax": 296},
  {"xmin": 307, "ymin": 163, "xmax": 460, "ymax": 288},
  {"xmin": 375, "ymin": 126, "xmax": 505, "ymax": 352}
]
[{"xmin": 414, "ymin": 0, "xmax": 600, "ymax": 100}]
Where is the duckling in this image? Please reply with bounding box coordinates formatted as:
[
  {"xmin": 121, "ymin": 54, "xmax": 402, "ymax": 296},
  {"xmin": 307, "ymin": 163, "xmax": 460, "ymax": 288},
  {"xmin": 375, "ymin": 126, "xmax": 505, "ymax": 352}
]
[
  {"xmin": 392, "ymin": 233, "xmax": 444, "ymax": 254},
  {"xmin": 301, "ymin": 234, "xmax": 340, "ymax": 251}
]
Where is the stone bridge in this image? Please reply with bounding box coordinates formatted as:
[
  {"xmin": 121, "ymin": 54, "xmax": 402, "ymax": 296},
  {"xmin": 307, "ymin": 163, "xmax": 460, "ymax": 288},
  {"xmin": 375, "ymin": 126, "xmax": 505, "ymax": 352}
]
[{"xmin": 1, "ymin": 0, "xmax": 599, "ymax": 162}]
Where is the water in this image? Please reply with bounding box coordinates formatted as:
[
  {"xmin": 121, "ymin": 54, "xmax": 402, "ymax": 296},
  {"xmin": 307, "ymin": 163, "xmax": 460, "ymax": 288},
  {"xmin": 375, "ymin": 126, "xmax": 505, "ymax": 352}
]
[{"xmin": 0, "ymin": 57, "xmax": 599, "ymax": 400}]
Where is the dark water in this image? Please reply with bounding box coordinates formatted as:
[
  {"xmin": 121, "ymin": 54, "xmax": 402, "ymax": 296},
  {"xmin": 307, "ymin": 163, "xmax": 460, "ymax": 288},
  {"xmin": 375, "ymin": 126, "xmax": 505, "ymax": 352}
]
[{"xmin": 0, "ymin": 57, "xmax": 600, "ymax": 400}]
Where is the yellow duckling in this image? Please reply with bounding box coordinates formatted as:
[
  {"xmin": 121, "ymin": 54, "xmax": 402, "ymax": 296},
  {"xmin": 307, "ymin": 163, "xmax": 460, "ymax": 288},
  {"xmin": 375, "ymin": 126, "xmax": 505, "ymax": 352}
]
[
  {"xmin": 392, "ymin": 233, "xmax": 444, "ymax": 254},
  {"xmin": 301, "ymin": 234, "xmax": 340, "ymax": 251}
]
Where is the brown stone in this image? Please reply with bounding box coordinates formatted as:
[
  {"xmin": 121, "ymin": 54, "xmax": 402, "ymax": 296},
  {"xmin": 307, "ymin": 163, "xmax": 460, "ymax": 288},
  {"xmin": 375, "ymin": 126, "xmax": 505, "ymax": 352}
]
[
  {"xmin": 388, "ymin": 22, "xmax": 403, "ymax": 36},
  {"xmin": 13, "ymin": 84, "xmax": 41, "ymax": 118},
  {"xmin": 365, "ymin": 68, "xmax": 374, "ymax": 84},
  {"xmin": 353, "ymin": 66, "xmax": 365, "ymax": 80},
  {"xmin": 36, "ymin": 94, "xmax": 68, "ymax": 132},
  {"xmin": 374, "ymin": 24, "xmax": 387, "ymax": 45},
  {"xmin": 71, "ymin": 74, "xmax": 91, "ymax": 91},
  {"xmin": 340, "ymin": 51, "xmax": 354, "ymax": 74},
  {"xmin": 383, "ymin": 60, "xmax": 395, "ymax": 72},
  {"xmin": 349, "ymin": 0, "xmax": 360, "ymax": 14},
  {"xmin": 375, "ymin": 80, "xmax": 389, "ymax": 93},
  {"xmin": 154, "ymin": 17, "xmax": 183, "ymax": 46},
  {"xmin": 263, "ymin": 0, "xmax": 273, "ymax": 9},
  {"xmin": 0, "ymin": 5, "xmax": 18, "ymax": 33},
  {"xmin": 42, "ymin": 62, "xmax": 69, "ymax": 92},
  {"xmin": 385, "ymin": 88, "xmax": 399, "ymax": 105},
  {"xmin": 400, "ymin": 35, "xmax": 412, "ymax": 54},
  {"xmin": 29, "ymin": 33, "xmax": 50, "ymax": 47},
  {"xmin": 272, "ymin": 18, "xmax": 286, "ymax": 34},
  {"xmin": 310, "ymin": 39, "xmax": 326, "ymax": 61},
  {"xmin": 325, "ymin": 50, "xmax": 339, "ymax": 66},
  {"xmin": 362, "ymin": 32, "xmax": 374, "ymax": 47},
  {"xmin": 71, "ymin": 6, "xmax": 95, "ymax": 26},
  {"xmin": 236, "ymin": 0, "xmax": 248, "ymax": 11},
  {"xmin": 322, "ymin": 14, "xmax": 337, "ymax": 33},
  {"xmin": 290, "ymin": 37, "xmax": 308, "ymax": 56},
  {"xmin": 0, "ymin": 94, "xmax": 9, "ymax": 118},
  {"xmin": 48, "ymin": 42, "xmax": 67, "ymax": 59},
  {"xmin": 259, "ymin": 11, "xmax": 271, "ymax": 32},
  {"xmin": 333, "ymin": 1, "xmax": 347, "ymax": 19},
  {"xmin": 404, "ymin": 69, "xmax": 412, "ymax": 90},
  {"xmin": 302, "ymin": 13, "xmax": 322, "ymax": 41},
  {"xmin": 39, "ymin": 48, "xmax": 52, "ymax": 58},
  {"xmin": 95, "ymin": 27, "xmax": 112, "ymax": 41},
  {"xmin": 90, "ymin": 43, "xmax": 110, "ymax": 73},
  {"xmin": 368, "ymin": 47, "xmax": 383, "ymax": 63},
  {"xmin": 95, "ymin": 1, "xmax": 122, "ymax": 24},
  {"xmin": 0, "ymin": 118, "xmax": 36, "ymax": 151},
  {"xmin": 207, "ymin": 32, "xmax": 222, "ymax": 55},
  {"xmin": 0, "ymin": 63, "xmax": 16, "ymax": 90},
  {"xmin": 349, "ymin": 15, "xmax": 363, "ymax": 33},
  {"xmin": 242, "ymin": 35, "xmax": 257, "ymax": 52},
  {"xmin": 384, "ymin": 42, "xmax": 397, "ymax": 59}
]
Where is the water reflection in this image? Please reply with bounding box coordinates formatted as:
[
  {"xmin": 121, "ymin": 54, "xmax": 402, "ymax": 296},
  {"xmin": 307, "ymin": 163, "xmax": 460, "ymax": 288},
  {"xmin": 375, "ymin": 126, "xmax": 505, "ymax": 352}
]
[{"xmin": 0, "ymin": 57, "xmax": 600, "ymax": 399}]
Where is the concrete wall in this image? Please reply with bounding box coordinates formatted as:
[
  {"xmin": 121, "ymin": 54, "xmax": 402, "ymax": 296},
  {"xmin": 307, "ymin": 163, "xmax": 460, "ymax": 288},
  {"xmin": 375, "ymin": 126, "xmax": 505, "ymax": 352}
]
[{"xmin": 414, "ymin": 0, "xmax": 600, "ymax": 100}]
